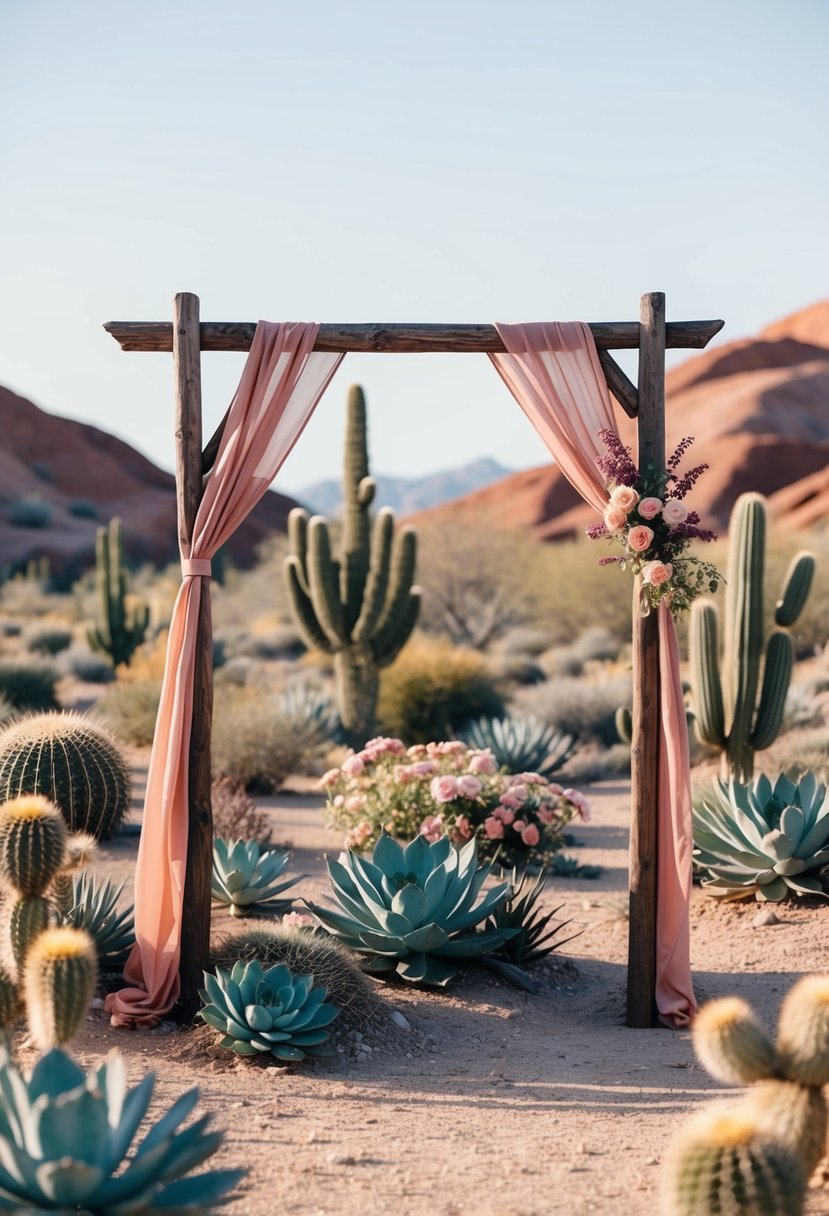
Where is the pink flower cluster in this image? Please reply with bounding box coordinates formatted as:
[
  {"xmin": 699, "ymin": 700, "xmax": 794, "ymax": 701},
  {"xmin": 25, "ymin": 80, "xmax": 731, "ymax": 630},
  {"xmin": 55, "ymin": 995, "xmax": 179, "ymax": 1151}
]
[
  {"xmin": 322, "ymin": 737, "xmax": 590, "ymax": 865},
  {"xmin": 589, "ymin": 429, "xmax": 720, "ymax": 616}
]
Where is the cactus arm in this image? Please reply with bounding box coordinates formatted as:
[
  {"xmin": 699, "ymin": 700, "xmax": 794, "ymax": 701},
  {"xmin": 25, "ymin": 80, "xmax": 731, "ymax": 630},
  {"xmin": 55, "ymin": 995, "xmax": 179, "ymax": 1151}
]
[
  {"xmin": 284, "ymin": 559, "xmax": 335, "ymax": 654},
  {"xmin": 353, "ymin": 509, "xmax": 394, "ymax": 643},
  {"xmin": 751, "ymin": 631, "xmax": 795, "ymax": 751},
  {"xmin": 775, "ymin": 552, "xmax": 815, "ymax": 628},
  {"xmin": 287, "ymin": 508, "xmax": 310, "ymax": 591},
  {"xmin": 723, "ymin": 494, "xmax": 765, "ymax": 748},
  {"xmin": 374, "ymin": 588, "xmax": 421, "ymax": 668},
  {"xmin": 307, "ymin": 518, "xmax": 348, "ymax": 647},
  {"xmin": 341, "ymin": 386, "xmax": 374, "ymax": 631},
  {"xmin": 88, "ymin": 517, "xmax": 148, "ymax": 667},
  {"xmin": 689, "ymin": 601, "xmax": 726, "ymax": 748}
]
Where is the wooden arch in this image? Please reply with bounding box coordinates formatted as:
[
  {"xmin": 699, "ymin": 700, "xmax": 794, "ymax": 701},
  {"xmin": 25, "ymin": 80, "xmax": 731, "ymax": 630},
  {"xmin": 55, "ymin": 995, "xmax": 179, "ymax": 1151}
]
[{"xmin": 105, "ymin": 292, "xmax": 724, "ymax": 1027}]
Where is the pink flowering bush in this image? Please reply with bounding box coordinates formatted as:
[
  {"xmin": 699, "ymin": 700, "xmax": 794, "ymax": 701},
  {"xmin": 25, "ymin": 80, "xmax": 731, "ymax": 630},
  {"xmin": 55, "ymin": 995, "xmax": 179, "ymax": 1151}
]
[{"xmin": 320, "ymin": 735, "xmax": 589, "ymax": 865}]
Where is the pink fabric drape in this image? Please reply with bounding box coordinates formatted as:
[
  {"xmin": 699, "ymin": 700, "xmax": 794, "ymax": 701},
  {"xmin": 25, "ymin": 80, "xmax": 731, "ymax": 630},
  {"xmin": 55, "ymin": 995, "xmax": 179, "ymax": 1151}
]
[
  {"xmin": 489, "ymin": 321, "xmax": 696, "ymax": 1028},
  {"xmin": 107, "ymin": 323, "xmax": 344, "ymax": 1027}
]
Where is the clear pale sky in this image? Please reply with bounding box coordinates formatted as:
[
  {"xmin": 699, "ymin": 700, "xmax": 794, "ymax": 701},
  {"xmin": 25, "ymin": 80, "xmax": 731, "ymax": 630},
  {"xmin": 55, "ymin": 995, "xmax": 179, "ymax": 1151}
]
[{"xmin": 1, "ymin": 0, "xmax": 826, "ymax": 493}]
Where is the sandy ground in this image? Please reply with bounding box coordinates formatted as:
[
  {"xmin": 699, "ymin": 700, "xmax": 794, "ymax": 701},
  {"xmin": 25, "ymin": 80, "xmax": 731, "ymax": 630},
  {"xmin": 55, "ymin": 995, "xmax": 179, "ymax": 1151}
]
[{"xmin": 32, "ymin": 744, "xmax": 826, "ymax": 1216}]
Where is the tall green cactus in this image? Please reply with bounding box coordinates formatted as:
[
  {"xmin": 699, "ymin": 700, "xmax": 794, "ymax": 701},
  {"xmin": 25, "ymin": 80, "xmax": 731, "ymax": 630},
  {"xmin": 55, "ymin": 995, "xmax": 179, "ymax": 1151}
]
[
  {"xmin": 690, "ymin": 493, "xmax": 815, "ymax": 782},
  {"xmin": 284, "ymin": 386, "xmax": 420, "ymax": 745},
  {"xmin": 87, "ymin": 516, "xmax": 149, "ymax": 668}
]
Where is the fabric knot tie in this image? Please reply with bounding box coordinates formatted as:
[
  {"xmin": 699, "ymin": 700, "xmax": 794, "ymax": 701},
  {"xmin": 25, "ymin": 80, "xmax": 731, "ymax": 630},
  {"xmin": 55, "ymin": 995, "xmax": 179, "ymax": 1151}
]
[{"xmin": 181, "ymin": 558, "xmax": 212, "ymax": 578}]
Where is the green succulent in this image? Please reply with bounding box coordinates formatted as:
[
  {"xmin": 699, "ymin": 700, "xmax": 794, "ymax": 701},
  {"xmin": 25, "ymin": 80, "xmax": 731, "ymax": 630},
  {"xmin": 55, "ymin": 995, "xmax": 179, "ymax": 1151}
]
[
  {"xmin": 0, "ymin": 1045, "xmax": 243, "ymax": 1212},
  {"xmin": 488, "ymin": 866, "xmax": 579, "ymax": 966},
  {"xmin": 693, "ymin": 770, "xmax": 829, "ymax": 901},
  {"xmin": 199, "ymin": 960, "xmax": 339, "ymax": 1061},
  {"xmin": 305, "ymin": 832, "xmax": 518, "ymax": 987},
  {"xmin": 458, "ymin": 714, "xmax": 575, "ymax": 778},
  {"xmin": 60, "ymin": 872, "xmax": 136, "ymax": 969},
  {"xmin": 211, "ymin": 837, "xmax": 304, "ymax": 917}
]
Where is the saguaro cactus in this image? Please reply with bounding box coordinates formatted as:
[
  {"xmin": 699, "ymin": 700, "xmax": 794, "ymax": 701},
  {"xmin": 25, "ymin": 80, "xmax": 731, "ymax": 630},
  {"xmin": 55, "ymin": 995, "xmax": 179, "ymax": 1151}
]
[
  {"xmin": 88, "ymin": 516, "xmax": 149, "ymax": 668},
  {"xmin": 690, "ymin": 493, "xmax": 815, "ymax": 782},
  {"xmin": 284, "ymin": 385, "xmax": 420, "ymax": 745}
]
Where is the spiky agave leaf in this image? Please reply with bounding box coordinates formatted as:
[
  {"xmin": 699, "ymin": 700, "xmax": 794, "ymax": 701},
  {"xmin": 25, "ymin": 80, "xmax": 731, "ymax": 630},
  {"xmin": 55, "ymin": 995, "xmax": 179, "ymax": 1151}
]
[
  {"xmin": 0, "ymin": 1044, "xmax": 244, "ymax": 1211},
  {"xmin": 59, "ymin": 871, "xmax": 135, "ymax": 969},
  {"xmin": 212, "ymin": 836, "xmax": 305, "ymax": 917},
  {"xmin": 693, "ymin": 770, "xmax": 829, "ymax": 901},
  {"xmin": 305, "ymin": 832, "xmax": 518, "ymax": 987},
  {"xmin": 199, "ymin": 959, "xmax": 339, "ymax": 1061},
  {"xmin": 458, "ymin": 715, "xmax": 575, "ymax": 778},
  {"xmin": 487, "ymin": 866, "xmax": 580, "ymax": 965}
]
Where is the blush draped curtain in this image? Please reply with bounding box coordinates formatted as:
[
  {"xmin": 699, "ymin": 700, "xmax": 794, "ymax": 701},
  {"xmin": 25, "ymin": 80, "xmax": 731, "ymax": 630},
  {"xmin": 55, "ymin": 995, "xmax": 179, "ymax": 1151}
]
[
  {"xmin": 489, "ymin": 321, "xmax": 696, "ymax": 1028},
  {"xmin": 107, "ymin": 323, "xmax": 344, "ymax": 1027}
]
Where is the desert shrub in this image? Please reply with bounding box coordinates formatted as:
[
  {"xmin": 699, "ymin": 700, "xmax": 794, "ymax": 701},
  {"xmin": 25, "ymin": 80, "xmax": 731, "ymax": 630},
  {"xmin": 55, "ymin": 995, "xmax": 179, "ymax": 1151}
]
[
  {"xmin": 0, "ymin": 660, "xmax": 59, "ymax": 711},
  {"xmin": 278, "ymin": 682, "xmax": 343, "ymax": 749},
  {"xmin": 25, "ymin": 626, "xmax": 72, "ymax": 656},
  {"xmin": 0, "ymin": 620, "xmax": 22, "ymax": 638},
  {"xmin": 67, "ymin": 498, "xmax": 99, "ymax": 519},
  {"xmin": 494, "ymin": 626, "xmax": 559, "ymax": 658},
  {"xmin": 8, "ymin": 497, "xmax": 51, "ymax": 528},
  {"xmin": 96, "ymin": 680, "xmax": 161, "ymax": 746},
  {"xmin": 782, "ymin": 683, "xmax": 825, "ymax": 732},
  {"xmin": 114, "ymin": 630, "xmax": 169, "ymax": 684},
  {"xmin": 212, "ymin": 923, "xmax": 381, "ymax": 1029},
  {"xmin": 563, "ymin": 743, "xmax": 632, "ymax": 783},
  {"xmin": 516, "ymin": 674, "xmax": 632, "ymax": 747},
  {"xmin": 487, "ymin": 654, "xmax": 546, "ymax": 686},
  {"xmin": 377, "ymin": 636, "xmax": 505, "ymax": 743},
  {"xmin": 541, "ymin": 626, "xmax": 623, "ymax": 677},
  {"xmin": 226, "ymin": 625, "xmax": 307, "ymax": 661},
  {"xmin": 213, "ymin": 656, "xmax": 256, "ymax": 688},
  {"xmin": 55, "ymin": 644, "xmax": 116, "ymax": 684},
  {"xmin": 211, "ymin": 775, "xmax": 273, "ymax": 847},
  {"xmin": 211, "ymin": 685, "xmax": 308, "ymax": 792}
]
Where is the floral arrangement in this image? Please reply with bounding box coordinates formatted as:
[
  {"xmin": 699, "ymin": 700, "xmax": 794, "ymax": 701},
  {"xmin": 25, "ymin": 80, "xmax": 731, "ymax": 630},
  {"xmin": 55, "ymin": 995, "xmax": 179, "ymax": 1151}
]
[
  {"xmin": 587, "ymin": 429, "xmax": 722, "ymax": 616},
  {"xmin": 320, "ymin": 735, "xmax": 589, "ymax": 866}
]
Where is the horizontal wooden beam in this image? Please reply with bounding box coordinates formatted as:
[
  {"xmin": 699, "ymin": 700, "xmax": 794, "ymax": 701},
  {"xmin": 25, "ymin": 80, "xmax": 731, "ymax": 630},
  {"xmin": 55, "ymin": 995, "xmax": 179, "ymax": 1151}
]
[{"xmin": 104, "ymin": 318, "xmax": 724, "ymax": 354}]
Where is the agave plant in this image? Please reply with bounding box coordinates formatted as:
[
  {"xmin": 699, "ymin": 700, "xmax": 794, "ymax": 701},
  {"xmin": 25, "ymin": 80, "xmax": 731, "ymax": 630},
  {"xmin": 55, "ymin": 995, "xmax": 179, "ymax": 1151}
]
[
  {"xmin": 693, "ymin": 770, "xmax": 829, "ymax": 901},
  {"xmin": 59, "ymin": 872, "xmax": 135, "ymax": 969},
  {"xmin": 212, "ymin": 837, "xmax": 304, "ymax": 917},
  {"xmin": 305, "ymin": 832, "xmax": 518, "ymax": 986},
  {"xmin": 199, "ymin": 960, "xmax": 338, "ymax": 1061},
  {"xmin": 458, "ymin": 715, "xmax": 575, "ymax": 778},
  {"xmin": 278, "ymin": 683, "xmax": 344, "ymax": 749},
  {"xmin": 488, "ymin": 867, "xmax": 579, "ymax": 966},
  {"xmin": 0, "ymin": 1045, "xmax": 243, "ymax": 1212}
]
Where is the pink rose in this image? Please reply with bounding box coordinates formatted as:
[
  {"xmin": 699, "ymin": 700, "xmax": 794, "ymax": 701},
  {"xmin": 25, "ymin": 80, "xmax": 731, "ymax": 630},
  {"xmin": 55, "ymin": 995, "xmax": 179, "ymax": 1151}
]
[
  {"xmin": 393, "ymin": 765, "xmax": 413, "ymax": 784},
  {"xmin": 319, "ymin": 768, "xmax": 341, "ymax": 788},
  {"xmin": 512, "ymin": 819, "xmax": 527, "ymax": 832},
  {"xmin": 494, "ymin": 806, "xmax": 515, "ymax": 825},
  {"xmin": 469, "ymin": 752, "xmax": 497, "ymax": 775},
  {"xmin": 345, "ymin": 795, "xmax": 365, "ymax": 813},
  {"xmin": 456, "ymin": 775, "xmax": 482, "ymax": 798},
  {"xmin": 546, "ymin": 783, "xmax": 563, "ymax": 796},
  {"xmin": 662, "ymin": 499, "xmax": 688, "ymax": 526},
  {"xmin": 500, "ymin": 793, "xmax": 521, "ymax": 811},
  {"xmin": 430, "ymin": 775, "xmax": 459, "ymax": 803},
  {"xmin": 638, "ymin": 497, "xmax": 663, "ymax": 520},
  {"xmin": 508, "ymin": 782, "xmax": 528, "ymax": 803},
  {"xmin": 610, "ymin": 484, "xmax": 639, "ymax": 513},
  {"xmin": 407, "ymin": 744, "xmax": 428, "ymax": 758},
  {"xmin": 521, "ymin": 824, "xmax": 540, "ymax": 847},
  {"xmin": 412, "ymin": 761, "xmax": 438, "ymax": 776},
  {"xmin": 627, "ymin": 525, "xmax": 654, "ymax": 554},
  {"xmin": 538, "ymin": 809, "xmax": 554, "ymax": 825},
  {"xmin": 341, "ymin": 754, "xmax": 365, "ymax": 777},
  {"xmin": 420, "ymin": 814, "xmax": 444, "ymax": 842},
  {"xmin": 483, "ymin": 815, "xmax": 505, "ymax": 840},
  {"xmin": 642, "ymin": 560, "xmax": 673, "ymax": 587},
  {"xmin": 603, "ymin": 504, "xmax": 628, "ymax": 533},
  {"xmin": 454, "ymin": 815, "xmax": 473, "ymax": 841},
  {"xmin": 564, "ymin": 788, "xmax": 591, "ymax": 821},
  {"xmin": 332, "ymin": 795, "xmax": 345, "ymax": 808}
]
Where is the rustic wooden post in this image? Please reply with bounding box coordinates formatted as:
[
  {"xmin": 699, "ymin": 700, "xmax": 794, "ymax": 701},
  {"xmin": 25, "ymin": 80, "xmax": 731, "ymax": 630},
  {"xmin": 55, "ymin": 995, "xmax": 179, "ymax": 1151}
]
[
  {"xmin": 172, "ymin": 291, "xmax": 214, "ymax": 1023},
  {"xmin": 626, "ymin": 291, "xmax": 666, "ymax": 1028}
]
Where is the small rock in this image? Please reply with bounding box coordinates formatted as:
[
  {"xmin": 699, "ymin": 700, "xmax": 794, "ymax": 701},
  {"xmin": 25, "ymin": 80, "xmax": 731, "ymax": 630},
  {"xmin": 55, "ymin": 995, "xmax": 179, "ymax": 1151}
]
[
  {"xmin": 326, "ymin": 1152, "xmax": 357, "ymax": 1166},
  {"xmin": 644, "ymin": 1156, "xmax": 659, "ymax": 1166},
  {"xmin": 752, "ymin": 908, "xmax": 781, "ymax": 928},
  {"xmin": 89, "ymin": 997, "xmax": 104, "ymax": 1010},
  {"xmin": 390, "ymin": 1010, "xmax": 412, "ymax": 1032},
  {"xmin": 505, "ymin": 1009, "xmax": 522, "ymax": 1020}
]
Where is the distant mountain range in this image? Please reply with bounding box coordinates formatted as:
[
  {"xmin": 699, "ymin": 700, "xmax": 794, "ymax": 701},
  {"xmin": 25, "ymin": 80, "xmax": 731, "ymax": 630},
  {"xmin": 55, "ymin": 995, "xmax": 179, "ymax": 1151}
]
[{"xmin": 294, "ymin": 457, "xmax": 515, "ymax": 517}]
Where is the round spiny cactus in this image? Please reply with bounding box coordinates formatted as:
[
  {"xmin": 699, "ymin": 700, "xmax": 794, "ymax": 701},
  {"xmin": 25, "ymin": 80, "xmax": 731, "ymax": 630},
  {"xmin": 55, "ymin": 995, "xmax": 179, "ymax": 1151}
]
[
  {"xmin": 0, "ymin": 713, "xmax": 131, "ymax": 838},
  {"xmin": 0, "ymin": 794, "xmax": 67, "ymax": 897},
  {"xmin": 0, "ymin": 963, "xmax": 21, "ymax": 1031},
  {"xmin": 661, "ymin": 1105, "xmax": 805, "ymax": 1215},
  {"xmin": 23, "ymin": 925, "xmax": 97, "ymax": 1050},
  {"xmin": 9, "ymin": 896, "xmax": 50, "ymax": 972},
  {"xmin": 692, "ymin": 996, "xmax": 777, "ymax": 1086},
  {"xmin": 744, "ymin": 1079, "xmax": 827, "ymax": 1177},
  {"xmin": 775, "ymin": 974, "xmax": 829, "ymax": 1087}
]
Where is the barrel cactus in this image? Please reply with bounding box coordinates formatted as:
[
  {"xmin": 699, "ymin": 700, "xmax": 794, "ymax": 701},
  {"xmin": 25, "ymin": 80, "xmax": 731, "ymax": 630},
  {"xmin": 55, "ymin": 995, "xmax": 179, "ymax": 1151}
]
[
  {"xmin": 87, "ymin": 515, "xmax": 150, "ymax": 668},
  {"xmin": 693, "ymin": 770, "xmax": 829, "ymax": 901},
  {"xmin": 23, "ymin": 926, "xmax": 97, "ymax": 1051},
  {"xmin": 305, "ymin": 832, "xmax": 517, "ymax": 986},
  {"xmin": 690, "ymin": 492, "xmax": 815, "ymax": 782},
  {"xmin": 0, "ymin": 1045, "xmax": 243, "ymax": 1212},
  {"xmin": 199, "ymin": 959, "xmax": 339, "ymax": 1061},
  {"xmin": 284, "ymin": 385, "xmax": 420, "ymax": 746},
  {"xmin": 0, "ymin": 795, "xmax": 66, "ymax": 971},
  {"xmin": 211, "ymin": 837, "xmax": 304, "ymax": 917},
  {"xmin": 0, "ymin": 712, "xmax": 131, "ymax": 838}
]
